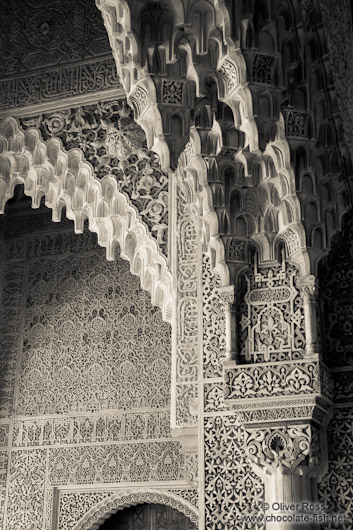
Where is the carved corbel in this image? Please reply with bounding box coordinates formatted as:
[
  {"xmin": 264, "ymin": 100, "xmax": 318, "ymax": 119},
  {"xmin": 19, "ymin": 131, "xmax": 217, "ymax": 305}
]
[
  {"xmin": 243, "ymin": 423, "xmax": 321, "ymax": 476},
  {"xmin": 224, "ymin": 359, "xmax": 333, "ymax": 527},
  {"xmin": 242, "ymin": 422, "xmax": 324, "ymax": 529}
]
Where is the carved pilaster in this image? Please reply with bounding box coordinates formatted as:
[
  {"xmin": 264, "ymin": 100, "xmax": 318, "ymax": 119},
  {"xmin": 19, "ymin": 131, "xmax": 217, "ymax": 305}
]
[
  {"xmin": 297, "ymin": 275, "xmax": 319, "ymax": 356},
  {"xmin": 170, "ymin": 171, "xmax": 200, "ymax": 452},
  {"xmin": 219, "ymin": 286, "xmax": 238, "ymax": 363}
]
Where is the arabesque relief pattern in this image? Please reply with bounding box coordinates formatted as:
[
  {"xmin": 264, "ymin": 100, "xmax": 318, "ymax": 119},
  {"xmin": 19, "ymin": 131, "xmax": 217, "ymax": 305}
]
[
  {"xmin": 48, "ymin": 442, "xmax": 185, "ymax": 486},
  {"xmin": 204, "ymin": 415, "xmax": 265, "ymax": 530},
  {"xmin": 0, "ymin": 0, "xmax": 110, "ymax": 78},
  {"xmin": 58, "ymin": 489, "xmax": 199, "ymax": 530},
  {"xmin": 0, "ymin": 260, "xmax": 24, "ymax": 418},
  {"xmin": 0, "ymin": 452, "xmax": 8, "ymax": 530},
  {"xmin": 13, "ymin": 411, "xmax": 171, "ymax": 447},
  {"xmin": 0, "ymin": 59, "xmax": 120, "ymax": 110},
  {"xmin": 319, "ymin": 213, "xmax": 353, "ymax": 368},
  {"xmin": 6, "ymin": 449, "xmax": 47, "ymax": 530},
  {"xmin": 202, "ymin": 255, "xmax": 265, "ymax": 529},
  {"xmin": 202, "ymin": 254, "xmax": 226, "ymax": 379},
  {"xmin": 319, "ymin": 407, "xmax": 353, "ymax": 528},
  {"xmin": 0, "ymin": 116, "xmax": 172, "ymax": 321},
  {"xmin": 320, "ymin": 0, "xmax": 353, "ymax": 169},
  {"xmin": 224, "ymin": 360, "xmax": 327, "ymax": 402},
  {"xmin": 19, "ymin": 251, "xmax": 170, "ymax": 415},
  {"xmin": 238, "ymin": 262, "xmax": 306, "ymax": 363},
  {"xmin": 59, "ymin": 491, "xmax": 115, "ymax": 530},
  {"xmin": 19, "ymin": 101, "xmax": 169, "ymax": 252}
]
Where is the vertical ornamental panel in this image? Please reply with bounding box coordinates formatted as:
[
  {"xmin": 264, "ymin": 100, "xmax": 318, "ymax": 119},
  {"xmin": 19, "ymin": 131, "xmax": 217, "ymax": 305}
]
[
  {"xmin": 174, "ymin": 178, "xmax": 199, "ymax": 427},
  {"xmin": 239, "ymin": 261, "xmax": 306, "ymax": 363},
  {"xmin": 6, "ymin": 449, "xmax": 47, "ymax": 530}
]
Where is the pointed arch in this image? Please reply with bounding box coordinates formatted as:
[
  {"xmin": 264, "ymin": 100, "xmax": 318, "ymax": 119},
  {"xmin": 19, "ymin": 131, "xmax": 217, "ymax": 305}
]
[{"xmin": 0, "ymin": 117, "xmax": 172, "ymax": 322}]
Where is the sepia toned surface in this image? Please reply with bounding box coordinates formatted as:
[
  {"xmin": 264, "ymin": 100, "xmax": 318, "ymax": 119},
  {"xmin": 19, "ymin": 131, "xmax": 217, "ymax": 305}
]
[{"xmin": 0, "ymin": 0, "xmax": 353, "ymax": 528}]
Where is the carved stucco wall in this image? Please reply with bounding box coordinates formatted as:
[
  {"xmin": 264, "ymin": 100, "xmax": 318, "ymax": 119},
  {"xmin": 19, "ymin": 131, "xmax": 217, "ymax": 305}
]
[
  {"xmin": 0, "ymin": 198, "xmax": 197, "ymax": 530},
  {"xmin": 0, "ymin": 194, "xmax": 269, "ymax": 529},
  {"xmin": 0, "ymin": 0, "xmax": 122, "ymax": 112},
  {"xmin": 202, "ymin": 254, "xmax": 265, "ymax": 530}
]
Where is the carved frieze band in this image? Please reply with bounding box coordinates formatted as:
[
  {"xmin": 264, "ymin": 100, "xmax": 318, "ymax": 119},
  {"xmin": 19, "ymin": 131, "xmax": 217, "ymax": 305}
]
[
  {"xmin": 48, "ymin": 442, "xmax": 187, "ymax": 486},
  {"xmin": 237, "ymin": 404, "xmax": 327, "ymax": 424},
  {"xmin": 12, "ymin": 411, "xmax": 171, "ymax": 448},
  {"xmin": 224, "ymin": 359, "xmax": 333, "ymax": 403},
  {"xmin": 0, "ymin": 58, "xmax": 121, "ymax": 111}
]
